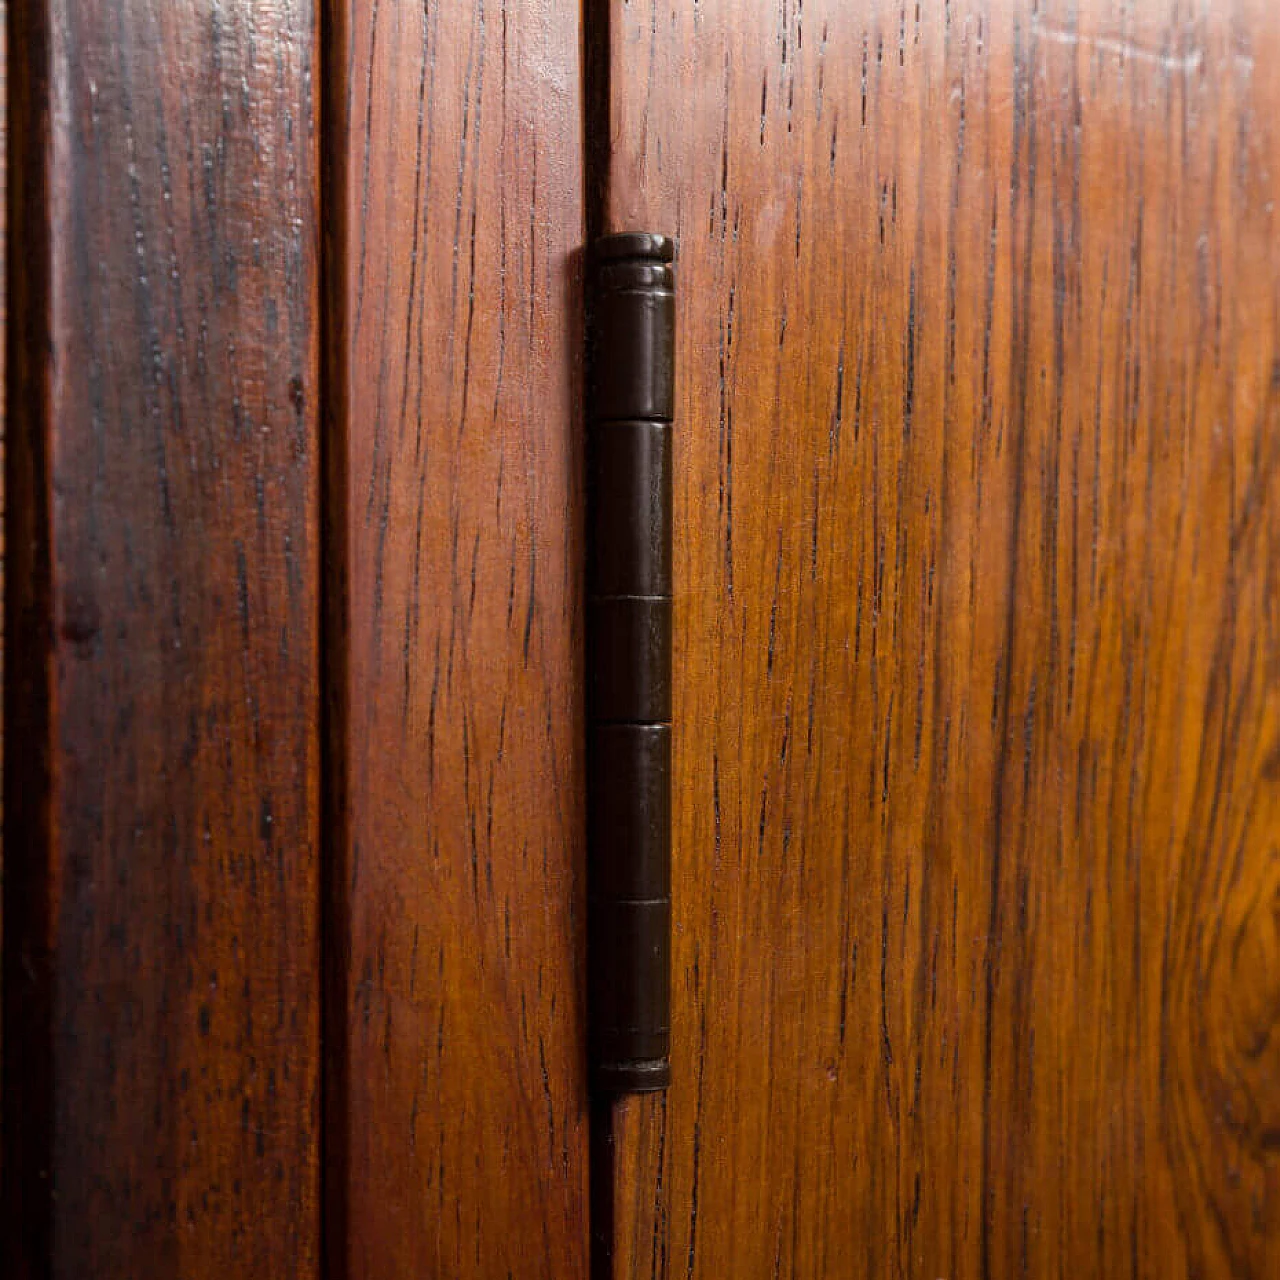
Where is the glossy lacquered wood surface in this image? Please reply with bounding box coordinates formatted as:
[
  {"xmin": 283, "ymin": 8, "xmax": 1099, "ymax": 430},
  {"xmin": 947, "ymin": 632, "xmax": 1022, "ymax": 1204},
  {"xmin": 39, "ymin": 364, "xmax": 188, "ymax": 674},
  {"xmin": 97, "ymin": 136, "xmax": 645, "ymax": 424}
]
[
  {"xmin": 324, "ymin": 1, "xmax": 589, "ymax": 1275},
  {"xmin": 600, "ymin": 1, "xmax": 1280, "ymax": 1276},
  {"xmin": 3, "ymin": 2, "xmax": 321, "ymax": 1276}
]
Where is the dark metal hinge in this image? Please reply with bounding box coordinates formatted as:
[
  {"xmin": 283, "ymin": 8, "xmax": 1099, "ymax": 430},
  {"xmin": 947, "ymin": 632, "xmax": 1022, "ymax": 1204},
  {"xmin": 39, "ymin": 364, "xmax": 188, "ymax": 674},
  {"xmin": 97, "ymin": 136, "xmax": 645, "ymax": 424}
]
[{"xmin": 586, "ymin": 232, "xmax": 675, "ymax": 1093}]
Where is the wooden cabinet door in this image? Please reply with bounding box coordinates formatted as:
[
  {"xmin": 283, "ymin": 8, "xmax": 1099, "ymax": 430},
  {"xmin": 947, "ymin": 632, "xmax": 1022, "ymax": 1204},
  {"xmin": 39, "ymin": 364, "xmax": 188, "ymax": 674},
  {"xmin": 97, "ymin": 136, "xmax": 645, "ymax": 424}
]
[{"xmin": 595, "ymin": 2, "xmax": 1280, "ymax": 1277}]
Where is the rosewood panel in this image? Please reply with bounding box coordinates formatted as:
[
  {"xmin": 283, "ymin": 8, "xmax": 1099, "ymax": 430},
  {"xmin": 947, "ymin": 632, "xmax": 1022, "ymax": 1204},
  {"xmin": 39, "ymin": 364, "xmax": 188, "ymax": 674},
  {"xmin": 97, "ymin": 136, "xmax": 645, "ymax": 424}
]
[
  {"xmin": 599, "ymin": 1, "xmax": 1280, "ymax": 1276},
  {"xmin": 3, "ymin": 2, "xmax": 321, "ymax": 1276},
  {"xmin": 324, "ymin": 1, "xmax": 589, "ymax": 1275}
]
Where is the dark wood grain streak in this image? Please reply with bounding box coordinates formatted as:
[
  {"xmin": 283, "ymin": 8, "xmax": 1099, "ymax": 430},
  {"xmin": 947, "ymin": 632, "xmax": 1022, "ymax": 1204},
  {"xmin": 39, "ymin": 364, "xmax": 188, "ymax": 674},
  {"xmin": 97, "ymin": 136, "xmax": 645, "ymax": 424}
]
[
  {"xmin": 320, "ymin": 1, "xmax": 351, "ymax": 1276},
  {"xmin": 3, "ymin": 2, "xmax": 321, "ymax": 1276},
  {"xmin": 325, "ymin": 1, "xmax": 589, "ymax": 1274},
  {"xmin": 601, "ymin": 1, "xmax": 1280, "ymax": 1276}
]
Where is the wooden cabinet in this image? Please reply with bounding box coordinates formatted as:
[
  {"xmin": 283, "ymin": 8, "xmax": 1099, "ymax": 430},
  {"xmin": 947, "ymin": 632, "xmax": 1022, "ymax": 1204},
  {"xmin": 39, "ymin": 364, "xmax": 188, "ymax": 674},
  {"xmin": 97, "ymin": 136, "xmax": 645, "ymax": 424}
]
[{"xmin": 5, "ymin": 2, "xmax": 1280, "ymax": 1277}]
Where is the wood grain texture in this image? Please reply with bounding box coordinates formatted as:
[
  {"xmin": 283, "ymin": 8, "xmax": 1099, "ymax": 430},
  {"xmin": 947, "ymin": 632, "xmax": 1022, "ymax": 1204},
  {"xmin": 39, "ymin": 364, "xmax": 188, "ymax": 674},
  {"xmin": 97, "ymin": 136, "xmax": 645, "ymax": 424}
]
[
  {"xmin": 600, "ymin": 1, "xmax": 1280, "ymax": 1276},
  {"xmin": 3, "ymin": 2, "xmax": 321, "ymax": 1276},
  {"xmin": 324, "ymin": 1, "xmax": 589, "ymax": 1275}
]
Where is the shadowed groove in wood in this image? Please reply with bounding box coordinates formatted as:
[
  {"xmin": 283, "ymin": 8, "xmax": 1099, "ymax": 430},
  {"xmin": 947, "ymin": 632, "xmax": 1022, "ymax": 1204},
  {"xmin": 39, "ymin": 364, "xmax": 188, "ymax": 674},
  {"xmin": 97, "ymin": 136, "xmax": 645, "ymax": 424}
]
[
  {"xmin": 4, "ymin": 2, "xmax": 53, "ymax": 1267},
  {"xmin": 600, "ymin": 1, "xmax": 1280, "ymax": 1276},
  {"xmin": 0, "ymin": 0, "xmax": 8, "ymax": 1109},
  {"xmin": 325, "ymin": 1, "xmax": 590, "ymax": 1275}
]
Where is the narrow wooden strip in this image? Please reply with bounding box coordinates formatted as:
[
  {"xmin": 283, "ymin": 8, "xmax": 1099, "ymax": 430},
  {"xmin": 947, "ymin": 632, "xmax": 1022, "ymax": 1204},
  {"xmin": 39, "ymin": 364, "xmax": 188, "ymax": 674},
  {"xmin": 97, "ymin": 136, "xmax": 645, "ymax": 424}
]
[
  {"xmin": 326, "ymin": 1, "xmax": 589, "ymax": 1273},
  {"xmin": 3, "ymin": 3, "xmax": 321, "ymax": 1275}
]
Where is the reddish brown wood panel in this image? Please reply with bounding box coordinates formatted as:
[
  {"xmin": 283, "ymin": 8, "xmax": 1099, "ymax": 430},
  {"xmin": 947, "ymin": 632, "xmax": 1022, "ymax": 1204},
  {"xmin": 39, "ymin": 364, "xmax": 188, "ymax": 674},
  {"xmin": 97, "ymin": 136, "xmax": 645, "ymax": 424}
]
[
  {"xmin": 325, "ymin": 1, "xmax": 589, "ymax": 1275},
  {"xmin": 3, "ymin": 3, "xmax": 321, "ymax": 1277},
  {"xmin": 600, "ymin": 1, "xmax": 1280, "ymax": 1276}
]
